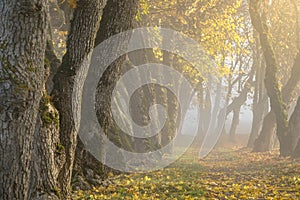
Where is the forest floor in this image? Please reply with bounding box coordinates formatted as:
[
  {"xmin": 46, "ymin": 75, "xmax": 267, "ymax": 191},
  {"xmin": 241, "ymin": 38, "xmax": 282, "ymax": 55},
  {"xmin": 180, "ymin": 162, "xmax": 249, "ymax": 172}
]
[{"xmin": 73, "ymin": 138, "xmax": 300, "ymax": 199}]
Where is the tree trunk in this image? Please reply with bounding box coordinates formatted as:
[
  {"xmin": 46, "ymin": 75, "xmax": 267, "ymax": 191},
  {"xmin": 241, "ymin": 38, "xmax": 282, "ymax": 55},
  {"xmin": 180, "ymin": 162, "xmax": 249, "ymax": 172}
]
[
  {"xmin": 95, "ymin": 0, "xmax": 138, "ymax": 170},
  {"xmin": 248, "ymin": 96, "xmax": 268, "ymax": 148},
  {"xmin": 26, "ymin": 38, "xmax": 66, "ymax": 200},
  {"xmin": 252, "ymin": 51, "xmax": 300, "ymax": 152},
  {"xmin": 253, "ymin": 111, "xmax": 276, "ymax": 152},
  {"xmin": 28, "ymin": 91, "xmax": 65, "ymax": 200},
  {"xmin": 128, "ymin": 47, "xmax": 163, "ymax": 152},
  {"xmin": 249, "ymin": 0, "xmax": 291, "ymax": 156},
  {"xmin": 193, "ymin": 88, "xmax": 211, "ymax": 148},
  {"xmin": 247, "ymin": 36, "xmax": 268, "ymax": 148},
  {"xmin": 0, "ymin": 1, "xmax": 48, "ymax": 199},
  {"xmin": 229, "ymin": 106, "xmax": 241, "ymax": 141},
  {"xmin": 290, "ymin": 96, "xmax": 300, "ymax": 158},
  {"xmin": 51, "ymin": 0, "xmax": 104, "ymax": 198},
  {"xmin": 161, "ymin": 32, "xmax": 178, "ymax": 154}
]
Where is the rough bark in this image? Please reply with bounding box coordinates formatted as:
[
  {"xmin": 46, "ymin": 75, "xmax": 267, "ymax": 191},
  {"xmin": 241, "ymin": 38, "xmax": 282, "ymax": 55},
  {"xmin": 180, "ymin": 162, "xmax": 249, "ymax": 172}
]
[
  {"xmin": 0, "ymin": 1, "xmax": 48, "ymax": 199},
  {"xmin": 51, "ymin": 0, "xmax": 104, "ymax": 198},
  {"xmin": 28, "ymin": 92, "xmax": 65, "ymax": 200}
]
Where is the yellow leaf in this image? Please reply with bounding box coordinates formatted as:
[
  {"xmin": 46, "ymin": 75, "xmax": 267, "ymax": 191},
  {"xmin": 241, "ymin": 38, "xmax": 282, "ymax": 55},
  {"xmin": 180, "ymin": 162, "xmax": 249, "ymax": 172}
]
[{"xmin": 67, "ymin": 0, "xmax": 76, "ymax": 8}]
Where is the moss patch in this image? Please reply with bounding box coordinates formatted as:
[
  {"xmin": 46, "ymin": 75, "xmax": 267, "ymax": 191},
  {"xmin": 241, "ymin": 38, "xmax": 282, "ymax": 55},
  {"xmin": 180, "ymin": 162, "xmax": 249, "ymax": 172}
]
[
  {"xmin": 40, "ymin": 94, "xmax": 59, "ymax": 126},
  {"xmin": 56, "ymin": 142, "xmax": 65, "ymax": 155},
  {"xmin": 51, "ymin": 187, "xmax": 61, "ymax": 198}
]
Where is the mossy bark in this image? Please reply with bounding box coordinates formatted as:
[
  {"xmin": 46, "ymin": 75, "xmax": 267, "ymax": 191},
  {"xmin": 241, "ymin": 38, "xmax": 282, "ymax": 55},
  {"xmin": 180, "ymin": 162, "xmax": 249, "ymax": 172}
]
[
  {"xmin": 0, "ymin": 1, "xmax": 48, "ymax": 199},
  {"xmin": 51, "ymin": 0, "xmax": 104, "ymax": 198},
  {"xmin": 249, "ymin": 0, "xmax": 294, "ymax": 156}
]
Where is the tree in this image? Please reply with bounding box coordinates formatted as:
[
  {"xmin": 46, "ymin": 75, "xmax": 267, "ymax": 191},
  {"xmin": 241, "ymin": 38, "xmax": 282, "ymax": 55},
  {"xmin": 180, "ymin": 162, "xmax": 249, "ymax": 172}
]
[
  {"xmin": 0, "ymin": 0, "xmax": 105, "ymax": 199},
  {"xmin": 0, "ymin": 1, "xmax": 49, "ymax": 199},
  {"xmin": 249, "ymin": 0, "xmax": 300, "ymax": 156},
  {"xmin": 248, "ymin": 0, "xmax": 300, "ymax": 152},
  {"xmin": 51, "ymin": 0, "xmax": 104, "ymax": 198},
  {"xmin": 247, "ymin": 35, "xmax": 268, "ymax": 148},
  {"xmin": 95, "ymin": 0, "xmax": 140, "ymax": 169}
]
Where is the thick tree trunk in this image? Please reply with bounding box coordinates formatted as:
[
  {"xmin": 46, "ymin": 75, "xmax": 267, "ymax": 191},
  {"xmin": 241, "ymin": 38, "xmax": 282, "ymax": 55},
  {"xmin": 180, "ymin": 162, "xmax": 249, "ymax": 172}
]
[
  {"xmin": 28, "ymin": 92, "xmax": 65, "ymax": 200},
  {"xmin": 27, "ymin": 39, "xmax": 65, "ymax": 200},
  {"xmin": 95, "ymin": 0, "xmax": 138, "ymax": 170},
  {"xmin": 51, "ymin": 0, "xmax": 104, "ymax": 198},
  {"xmin": 0, "ymin": 1, "xmax": 48, "ymax": 199},
  {"xmin": 252, "ymin": 52, "xmax": 300, "ymax": 152},
  {"xmin": 250, "ymin": 0, "xmax": 300, "ymax": 154},
  {"xmin": 249, "ymin": 0, "xmax": 291, "ymax": 156}
]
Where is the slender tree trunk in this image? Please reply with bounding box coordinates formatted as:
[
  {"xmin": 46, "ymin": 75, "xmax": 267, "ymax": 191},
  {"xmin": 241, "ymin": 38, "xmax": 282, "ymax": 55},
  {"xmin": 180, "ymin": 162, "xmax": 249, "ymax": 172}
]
[
  {"xmin": 229, "ymin": 106, "xmax": 241, "ymax": 141},
  {"xmin": 248, "ymin": 37, "xmax": 268, "ymax": 148},
  {"xmin": 0, "ymin": 1, "xmax": 48, "ymax": 199},
  {"xmin": 51, "ymin": 0, "xmax": 103, "ymax": 198},
  {"xmin": 192, "ymin": 87, "xmax": 211, "ymax": 148}
]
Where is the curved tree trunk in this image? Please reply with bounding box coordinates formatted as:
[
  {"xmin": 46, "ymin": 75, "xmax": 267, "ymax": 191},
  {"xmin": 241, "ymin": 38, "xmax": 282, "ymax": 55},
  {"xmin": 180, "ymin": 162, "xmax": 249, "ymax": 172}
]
[
  {"xmin": 252, "ymin": 52, "xmax": 300, "ymax": 152},
  {"xmin": 51, "ymin": 0, "xmax": 104, "ymax": 198},
  {"xmin": 95, "ymin": 0, "xmax": 138, "ymax": 170},
  {"xmin": 249, "ymin": 0, "xmax": 296, "ymax": 156},
  {"xmin": 250, "ymin": 0, "xmax": 300, "ymax": 153},
  {"xmin": 0, "ymin": 1, "xmax": 48, "ymax": 199}
]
